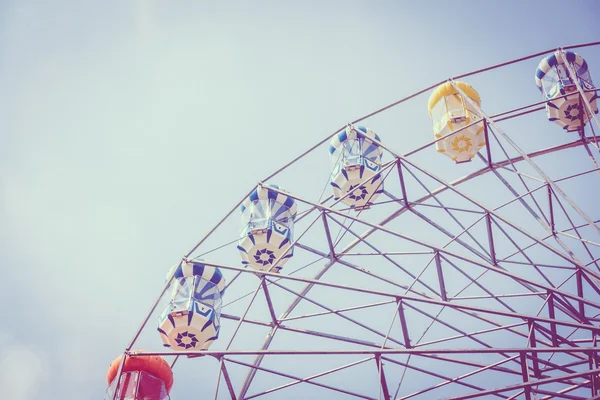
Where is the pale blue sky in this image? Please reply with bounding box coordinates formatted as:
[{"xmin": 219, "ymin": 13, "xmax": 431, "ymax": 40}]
[{"xmin": 1, "ymin": 1, "xmax": 599, "ymax": 399}]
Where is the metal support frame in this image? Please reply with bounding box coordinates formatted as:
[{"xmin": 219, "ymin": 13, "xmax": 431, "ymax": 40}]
[
  {"xmin": 241, "ymin": 357, "xmax": 374, "ymax": 399},
  {"xmin": 114, "ymin": 42, "xmax": 600, "ymax": 400},
  {"xmin": 261, "ymin": 186, "xmax": 600, "ymax": 312},
  {"xmin": 450, "ymin": 79, "xmax": 600, "ymax": 237}
]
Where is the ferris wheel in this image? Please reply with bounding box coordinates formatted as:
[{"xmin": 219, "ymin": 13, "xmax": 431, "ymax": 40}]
[{"xmin": 106, "ymin": 42, "xmax": 600, "ymax": 399}]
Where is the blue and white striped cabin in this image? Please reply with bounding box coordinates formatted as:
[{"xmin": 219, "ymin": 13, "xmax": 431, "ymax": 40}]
[
  {"xmin": 158, "ymin": 260, "xmax": 226, "ymax": 351},
  {"xmin": 535, "ymin": 50, "xmax": 598, "ymax": 131},
  {"xmin": 238, "ymin": 184, "xmax": 297, "ymax": 272},
  {"xmin": 328, "ymin": 125, "xmax": 384, "ymax": 209}
]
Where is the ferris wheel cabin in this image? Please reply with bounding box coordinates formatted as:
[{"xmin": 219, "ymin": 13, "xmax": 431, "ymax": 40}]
[
  {"xmin": 238, "ymin": 184, "xmax": 297, "ymax": 272},
  {"xmin": 428, "ymin": 81, "xmax": 486, "ymax": 163},
  {"xmin": 535, "ymin": 50, "xmax": 598, "ymax": 131},
  {"xmin": 328, "ymin": 125, "xmax": 384, "ymax": 209},
  {"xmin": 105, "ymin": 353, "xmax": 173, "ymax": 400},
  {"xmin": 158, "ymin": 260, "xmax": 225, "ymax": 351}
]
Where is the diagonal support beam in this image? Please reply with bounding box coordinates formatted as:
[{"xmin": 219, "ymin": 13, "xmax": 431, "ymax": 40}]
[{"xmin": 375, "ymin": 354, "xmax": 391, "ymax": 400}]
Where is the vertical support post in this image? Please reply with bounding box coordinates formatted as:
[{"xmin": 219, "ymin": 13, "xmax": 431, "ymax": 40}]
[
  {"xmin": 590, "ymin": 352, "xmax": 598, "ymax": 397},
  {"xmin": 577, "ymin": 269, "xmax": 586, "ymax": 318},
  {"xmin": 547, "ymin": 184, "xmax": 555, "ymax": 235},
  {"xmin": 397, "ymin": 298, "xmax": 411, "ymax": 349},
  {"xmin": 213, "ymin": 356, "xmax": 223, "ymax": 400},
  {"xmin": 483, "ymin": 120, "xmax": 493, "ymax": 167},
  {"xmin": 527, "ymin": 319, "xmax": 540, "ymax": 378},
  {"xmin": 396, "ymin": 159, "xmax": 409, "ymax": 207},
  {"xmin": 593, "ymin": 335, "xmax": 600, "ymax": 397},
  {"xmin": 547, "ymin": 292, "xmax": 558, "ymax": 347},
  {"xmin": 520, "ymin": 352, "xmax": 532, "ymax": 400},
  {"xmin": 111, "ymin": 352, "xmax": 128, "ymax": 400},
  {"xmin": 434, "ymin": 252, "xmax": 447, "ymax": 301},
  {"xmin": 485, "ymin": 213, "xmax": 497, "ymax": 265},
  {"xmin": 375, "ymin": 354, "xmax": 391, "ymax": 400}
]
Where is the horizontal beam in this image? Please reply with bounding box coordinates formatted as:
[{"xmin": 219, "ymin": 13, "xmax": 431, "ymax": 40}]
[{"xmin": 130, "ymin": 347, "xmax": 600, "ymax": 357}]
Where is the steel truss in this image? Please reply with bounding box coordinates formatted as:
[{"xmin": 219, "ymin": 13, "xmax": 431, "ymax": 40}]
[{"xmin": 114, "ymin": 42, "xmax": 600, "ymax": 399}]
